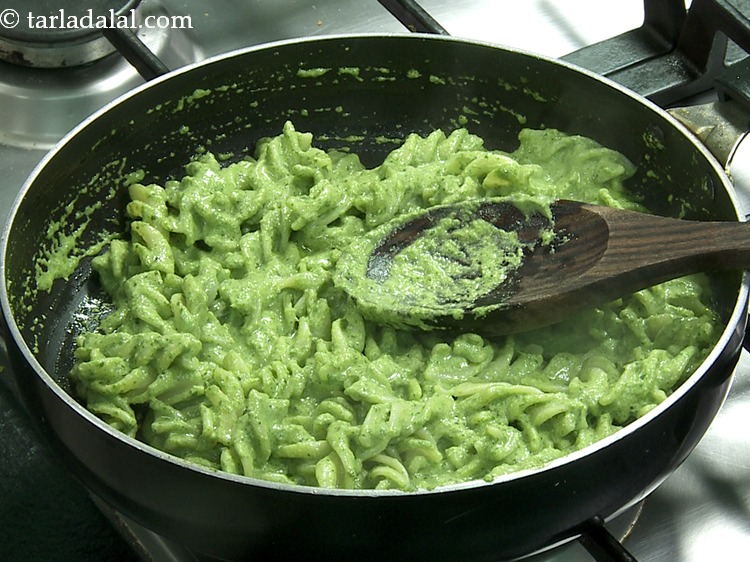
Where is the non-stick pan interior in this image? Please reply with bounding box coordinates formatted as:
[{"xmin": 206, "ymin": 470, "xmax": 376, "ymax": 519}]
[{"xmin": 5, "ymin": 34, "xmax": 742, "ymax": 389}]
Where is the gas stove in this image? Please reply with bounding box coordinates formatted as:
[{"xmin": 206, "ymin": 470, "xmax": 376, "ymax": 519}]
[{"xmin": 1, "ymin": 1, "xmax": 749, "ymax": 561}]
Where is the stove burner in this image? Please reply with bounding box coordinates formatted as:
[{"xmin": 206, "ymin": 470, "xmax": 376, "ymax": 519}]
[
  {"xmin": 0, "ymin": 0, "xmax": 202, "ymax": 149},
  {"xmin": 0, "ymin": 0, "xmax": 141, "ymax": 67}
]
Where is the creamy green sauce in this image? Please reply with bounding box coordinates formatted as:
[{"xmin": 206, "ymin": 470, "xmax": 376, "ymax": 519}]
[
  {"xmin": 335, "ymin": 198, "xmax": 555, "ymax": 328},
  {"xmin": 65, "ymin": 122, "xmax": 721, "ymax": 491},
  {"xmin": 388, "ymin": 215, "xmax": 523, "ymax": 308},
  {"xmin": 297, "ymin": 67, "xmax": 331, "ymax": 78}
]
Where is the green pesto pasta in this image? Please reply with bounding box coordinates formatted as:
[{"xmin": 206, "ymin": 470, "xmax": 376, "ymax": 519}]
[{"xmin": 70, "ymin": 121, "xmax": 722, "ymax": 490}]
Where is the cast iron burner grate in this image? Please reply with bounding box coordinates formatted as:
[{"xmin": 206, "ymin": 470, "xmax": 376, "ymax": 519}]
[
  {"xmin": 0, "ymin": 0, "xmax": 143, "ymax": 67},
  {"xmin": 382, "ymin": 0, "xmax": 750, "ymax": 108},
  {"xmin": 0, "ymin": 0, "xmax": 198, "ymax": 148}
]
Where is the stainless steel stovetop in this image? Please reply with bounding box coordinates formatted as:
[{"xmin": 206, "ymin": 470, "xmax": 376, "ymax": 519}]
[{"xmin": 1, "ymin": 1, "xmax": 749, "ymax": 561}]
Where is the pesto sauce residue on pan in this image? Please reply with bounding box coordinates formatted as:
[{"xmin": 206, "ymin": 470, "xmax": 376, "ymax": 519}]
[{"xmin": 36, "ymin": 122, "xmax": 722, "ymax": 491}]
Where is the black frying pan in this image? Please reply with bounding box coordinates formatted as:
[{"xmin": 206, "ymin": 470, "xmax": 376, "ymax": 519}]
[{"xmin": 2, "ymin": 35, "xmax": 748, "ymax": 561}]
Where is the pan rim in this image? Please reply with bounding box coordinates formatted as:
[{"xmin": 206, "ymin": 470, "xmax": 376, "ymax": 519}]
[{"xmin": 1, "ymin": 32, "xmax": 748, "ymax": 499}]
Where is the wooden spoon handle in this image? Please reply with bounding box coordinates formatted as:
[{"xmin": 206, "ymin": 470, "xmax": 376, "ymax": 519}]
[
  {"xmin": 593, "ymin": 204, "xmax": 750, "ymax": 279},
  {"xmin": 486, "ymin": 201, "xmax": 750, "ymax": 335}
]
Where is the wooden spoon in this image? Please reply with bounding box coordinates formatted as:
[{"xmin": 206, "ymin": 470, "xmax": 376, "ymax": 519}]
[{"xmin": 339, "ymin": 199, "xmax": 750, "ymax": 335}]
